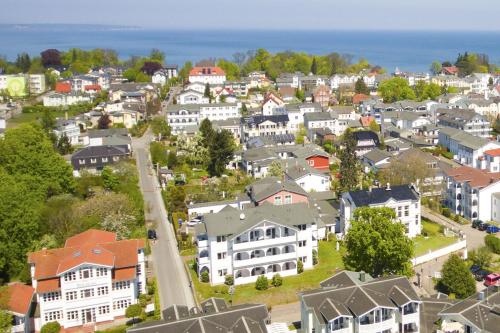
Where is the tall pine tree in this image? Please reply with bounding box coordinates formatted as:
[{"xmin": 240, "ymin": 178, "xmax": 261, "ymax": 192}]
[
  {"xmin": 310, "ymin": 57, "xmax": 318, "ymax": 74},
  {"xmin": 338, "ymin": 129, "xmax": 360, "ymax": 193}
]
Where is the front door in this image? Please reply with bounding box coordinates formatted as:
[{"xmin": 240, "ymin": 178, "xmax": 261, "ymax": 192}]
[{"xmin": 82, "ymin": 309, "xmax": 94, "ymax": 324}]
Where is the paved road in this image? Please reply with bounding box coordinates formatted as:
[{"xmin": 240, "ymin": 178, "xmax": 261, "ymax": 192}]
[
  {"xmin": 133, "ymin": 130, "xmax": 196, "ymax": 311},
  {"xmin": 422, "ymin": 207, "xmax": 485, "ymax": 250}
]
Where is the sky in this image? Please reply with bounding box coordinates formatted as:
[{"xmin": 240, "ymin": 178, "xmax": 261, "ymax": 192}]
[{"xmin": 2, "ymin": 0, "xmax": 500, "ymax": 31}]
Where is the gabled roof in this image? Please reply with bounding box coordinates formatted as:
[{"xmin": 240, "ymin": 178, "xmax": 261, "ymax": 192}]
[
  {"xmin": 72, "ymin": 145, "xmax": 128, "ymax": 159},
  {"xmin": 189, "ymin": 66, "xmax": 225, "ymax": 77},
  {"xmin": 362, "ymin": 148, "xmax": 392, "ymax": 164},
  {"xmin": 65, "ymin": 229, "xmax": 116, "ymax": 247},
  {"xmin": 446, "ymin": 165, "xmax": 500, "ymax": 188},
  {"xmin": 347, "ymin": 184, "xmax": 419, "ymax": 207},
  {"xmin": 247, "ymin": 177, "xmax": 308, "ymax": 202},
  {"xmin": 0, "ymin": 283, "xmax": 34, "ymax": 315}
]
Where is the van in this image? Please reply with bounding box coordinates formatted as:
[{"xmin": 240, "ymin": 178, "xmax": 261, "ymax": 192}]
[{"xmin": 484, "ymin": 273, "xmax": 500, "ymax": 287}]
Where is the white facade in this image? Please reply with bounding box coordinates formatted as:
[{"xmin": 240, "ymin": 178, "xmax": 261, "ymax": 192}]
[
  {"xmin": 291, "ymin": 173, "xmax": 331, "ymax": 193},
  {"xmin": 29, "ymin": 74, "xmax": 47, "ymax": 94},
  {"xmin": 54, "ymin": 121, "xmax": 81, "ymax": 145},
  {"xmin": 178, "ymin": 90, "xmax": 209, "ymax": 105},
  {"xmin": 43, "ymin": 93, "xmax": 92, "ymax": 107}
]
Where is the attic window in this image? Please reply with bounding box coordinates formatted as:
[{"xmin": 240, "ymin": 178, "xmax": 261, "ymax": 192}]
[
  {"xmin": 73, "ymin": 251, "xmax": 81, "ymax": 258},
  {"xmin": 93, "ymin": 248, "xmax": 101, "ymax": 254}
]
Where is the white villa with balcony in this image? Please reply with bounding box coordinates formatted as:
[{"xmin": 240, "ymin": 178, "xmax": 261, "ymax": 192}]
[
  {"xmin": 27, "ymin": 230, "xmax": 146, "ymax": 330},
  {"xmin": 300, "ymin": 271, "xmax": 422, "ymax": 333},
  {"xmin": 194, "ymin": 203, "xmax": 319, "ymax": 285}
]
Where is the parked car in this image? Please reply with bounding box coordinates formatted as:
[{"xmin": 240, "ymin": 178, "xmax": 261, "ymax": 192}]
[
  {"xmin": 484, "ymin": 273, "xmax": 500, "ymax": 286},
  {"xmin": 486, "ymin": 225, "xmax": 500, "ymax": 234},
  {"xmin": 472, "ymin": 220, "xmax": 483, "ymax": 229},
  {"xmin": 478, "ymin": 222, "xmax": 490, "ymax": 231},
  {"xmin": 469, "ymin": 264, "xmax": 481, "ymax": 274},
  {"xmin": 187, "ymin": 218, "xmax": 202, "ymax": 227},
  {"xmin": 147, "ymin": 229, "xmax": 157, "ymax": 240},
  {"xmin": 474, "ymin": 269, "xmax": 492, "ymax": 281}
]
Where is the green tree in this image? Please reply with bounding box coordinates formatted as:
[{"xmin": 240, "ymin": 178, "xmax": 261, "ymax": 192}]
[
  {"xmin": 485, "ymin": 234, "xmax": 500, "ymax": 254},
  {"xmin": 297, "ymin": 259, "xmax": 304, "ymax": 274},
  {"xmin": 150, "ymin": 48, "xmax": 165, "ymax": 64},
  {"xmin": 343, "ymin": 207, "xmax": 414, "ymax": 277},
  {"xmin": 224, "ymin": 275, "xmax": 234, "ymax": 286},
  {"xmin": 271, "ymin": 273, "xmax": 283, "ymax": 287},
  {"xmin": 15, "ymin": 53, "xmax": 31, "ymax": 73},
  {"xmin": 125, "ymin": 304, "xmax": 143, "ymax": 323},
  {"xmin": 268, "ymin": 160, "xmax": 284, "ymax": 177},
  {"xmin": 440, "ymin": 254, "xmax": 476, "ymax": 299},
  {"xmin": 310, "ymin": 57, "xmax": 318, "ymax": 74},
  {"xmin": 41, "ymin": 110, "xmax": 56, "ymax": 133},
  {"xmin": 369, "ymin": 120, "xmax": 380, "ymax": 132},
  {"xmin": 338, "ymin": 129, "xmax": 360, "ymax": 193},
  {"xmin": 150, "ymin": 117, "xmax": 171, "ymax": 140},
  {"xmin": 56, "ymin": 134, "xmax": 73, "ymax": 155},
  {"xmin": 0, "ymin": 309, "xmax": 12, "ymax": 333},
  {"xmin": 40, "ymin": 322, "xmax": 61, "ymax": 333},
  {"xmin": 255, "ymin": 275, "xmax": 269, "ymax": 290},
  {"xmin": 179, "ymin": 61, "xmax": 193, "ymax": 82},
  {"xmin": 204, "ymin": 83, "xmax": 211, "ymax": 100},
  {"xmin": 199, "ymin": 118, "xmax": 215, "ymax": 148},
  {"xmin": 430, "ymin": 61, "xmax": 442, "ymax": 75},
  {"xmin": 201, "ymin": 270, "xmax": 209, "ymax": 283},
  {"xmin": 98, "ymin": 115, "xmax": 112, "ymax": 129},
  {"xmin": 207, "ymin": 130, "xmax": 235, "ymax": 177},
  {"xmin": 468, "ymin": 247, "xmax": 492, "ymax": 268},
  {"xmin": 150, "ymin": 142, "xmax": 168, "ymax": 166},
  {"xmin": 101, "ymin": 167, "xmax": 120, "ymax": 191},
  {"xmin": 354, "ymin": 77, "xmax": 369, "ymax": 95},
  {"xmin": 217, "ymin": 59, "xmax": 240, "ymax": 80},
  {"xmin": 378, "ymin": 77, "xmax": 416, "ymax": 103},
  {"xmin": 163, "ymin": 185, "xmax": 186, "ymax": 213}
]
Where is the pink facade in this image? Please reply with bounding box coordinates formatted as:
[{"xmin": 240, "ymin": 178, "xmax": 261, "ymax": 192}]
[{"xmin": 258, "ymin": 190, "xmax": 309, "ymax": 206}]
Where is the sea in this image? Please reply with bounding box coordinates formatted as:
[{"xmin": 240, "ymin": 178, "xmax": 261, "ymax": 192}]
[{"xmin": 1, "ymin": 24, "xmax": 500, "ymax": 72}]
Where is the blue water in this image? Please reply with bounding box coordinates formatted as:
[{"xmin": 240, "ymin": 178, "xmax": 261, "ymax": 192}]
[{"xmin": 1, "ymin": 25, "xmax": 500, "ymax": 72}]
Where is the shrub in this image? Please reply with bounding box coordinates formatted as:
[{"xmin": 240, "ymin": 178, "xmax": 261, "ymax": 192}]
[
  {"xmin": 41, "ymin": 322, "xmax": 61, "ymax": 333},
  {"xmin": 453, "ymin": 214, "xmax": 460, "ymax": 222},
  {"xmin": 125, "ymin": 304, "xmax": 143, "ymax": 322},
  {"xmin": 224, "ymin": 275, "xmax": 234, "ymax": 286},
  {"xmin": 255, "ymin": 275, "xmax": 268, "ymax": 290},
  {"xmin": 312, "ymin": 249, "xmax": 318, "ymax": 265},
  {"xmin": 485, "ymin": 234, "xmax": 500, "ymax": 254},
  {"xmin": 201, "ymin": 270, "xmax": 210, "ymax": 283},
  {"xmin": 442, "ymin": 208, "xmax": 451, "ymax": 218},
  {"xmin": 271, "ymin": 274, "xmax": 283, "ymax": 287},
  {"xmin": 297, "ymin": 259, "xmax": 304, "ymax": 274}
]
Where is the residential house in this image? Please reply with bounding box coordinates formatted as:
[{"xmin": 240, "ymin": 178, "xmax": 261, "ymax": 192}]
[
  {"xmin": 278, "ymin": 86, "xmax": 297, "ymax": 102},
  {"xmin": 304, "ymin": 112, "xmax": 348, "ymax": 140},
  {"xmin": 340, "ymin": 184, "xmax": 421, "ymax": 238},
  {"xmin": 262, "ymin": 92, "xmax": 285, "ymax": 115},
  {"xmin": 483, "ymin": 148, "xmax": 500, "ymax": 172},
  {"xmin": 188, "ymin": 67, "xmax": 226, "ymax": 85},
  {"xmin": 224, "ymin": 81, "xmax": 248, "ymax": 96},
  {"xmin": 441, "ymin": 66, "xmax": 459, "ymax": 76},
  {"xmin": 299, "ymin": 75, "xmax": 329, "ymax": 91},
  {"xmin": 466, "ymin": 98, "xmax": 499, "ymax": 119},
  {"xmin": 436, "ymin": 108, "xmax": 491, "ymax": 138},
  {"xmin": 128, "ymin": 298, "xmax": 269, "ymax": 333},
  {"xmin": 53, "ymin": 118, "xmax": 84, "ymax": 145},
  {"xmin": 438, "ymin": 127, "xmax": 500, "ymax": 168},
  {"xmin": 276, "ymin": 72, "xmax": 304, "ymax": 88},
  {"xmin": 381, "ymin": 111, "xmax": 431, "ymax": 131},
  {"xmin": 71, "ymin": 145, "xmax": 129, "ymax": 176},
  {"xmin": 300, "ymin": 270, "xmax": 421, "ymax": 333},
  {"xmin": 285, "ymin": 160, "xmax": 331, "ymax": 192},
  {"xmin": 28, "ymin": 230, "xmax": 146, "ymax": 330},
  {"xmin": 152, "ymin": 66, "xmax": 178, "ymax": 86},
  {"xmin": 0, "ymin": 283, "xmax": 35, "ymax": 333},
  {"xmin": 439, "ymin": 287, "xmax": 500, "ymax": 333},
  {"xmin": 195, "ymin": 203, "xmax": 319, "ymax": 285},
  {"xmin": 43, "ymin": 92, "xmax": 92, "ymax": 107},
  {"xmin": 241, "ymin": 115, "xmax": 289, "ymax": 142},
  {"xmin": 178, "ymin": 89, "xmax": 209, "ymax": 105},
  {"xmin": 352, "ymin": 131, "xmax": 380, "ymax": 156},
  {"xmin": 444, "ymin": 166, "xmax": 500, "ymax": 221},
  {"xmin": 361, "ymin": 148, "xmax": 392, "ymax": 172}
]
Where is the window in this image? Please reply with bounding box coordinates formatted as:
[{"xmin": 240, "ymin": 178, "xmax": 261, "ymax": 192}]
[
  {"xmin": 404, "ymin": 205, "xmax": 409, "ymax": 217},
  {"xmin": 274, "ymin": 196, "xmax": 282, "ymax": 205},
  {"xmin": 96, "ymin": 267, "xmax": 107, "ymax": 276},
  {"xmin": 217, "ymin": 252, "xmax": 227, "ymax": 260},
  {"xmin": 97, "ymin": 286, "xmax": 109, "ymax": 296},
  {"xmin": 300, "ymin": 256, "xmax": 307, "ymax": 263},
  {"xmin": 298, "ymin": 240, "xmax": 306, "ymax": 247},
  {"xmin": 113, "ymin": 299, "xmax": 131, "ymax": 310},
  {"xmin": 42, "ymin": 292, "xmax": 61, "ymax": 302},
  {"xmin": 218, "ymin": 269, "xmax": 227, "ymax": 276},
  {"xmin": 64, "ymin": 271, "xmax": 76, "ymax": 281},
  {"xmin": 66, "ymin": 291, "xmax": 77, "ymax": 301},
  {"xmin": 79, "ymin": 159, "xmax": 86, "ymax": 165},
  {"xmin": 284, "ymin": 227, "xmax": 290, "ymax": 236},
  {"xmin": 297, "ymin": 224, "xmax": 306, "ymax": 231},
  {"xmin": 44, "ymin": 310, "xmax": 62, "ymax": 322},
  {"xmin": 102, "ymin": 157, "xmax": 108, "ymax": 163},
  {"xmin": 98, "ymin": 306, "xmax": 110, "ymax": 315},
  {"xmin": 113, "ymin": 156, "xmax": 120, "ymax": 162},
  {"xmin": 113, "ymin": 281, "xmax": 131, "ymax": 290},
  {"xmin": 80, "ymin": 268, "xmax": 93, "ymax": 279},
  {"xmin": 90, "ymin": 158, "xmax": 97, "ymax": 164},
  {"xmin": 216, "ymin": 235, "xmax": 226, "ymax": 242},
  {"xmin": 80, "ymin": 288, "xmax": 94, "ymax": 298},
  {"xmin": 284, "ymin": 195, "xmax": 292, "ymax": 204},
  {"xmin": 67, "ymin": 311, "xmax": 78, "ymax": 321},
  {"xmin": 136, "ymin": 264, "xmax": 142, "ymax": 276}
]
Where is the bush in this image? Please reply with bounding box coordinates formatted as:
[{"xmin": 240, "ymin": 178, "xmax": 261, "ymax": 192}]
[
  {"xmin": 442, "ymin": 208, "xmax": 451, "ymax": 218},
  {"xmin": 453, "ymin": 214, "xmax": 460, "ymax": 222},
  {"xmin": 297, "ymin": 259, "xmax": 304, "ymax": 274},
  {"xmin": 271, "ymin": 274, "xmax": 283, "ymax": 287},
  {"xmin": 224, "ymin": 274, "xmax": 234, "ymax": 286},
  {"xmin": 201, "ymin": 270, "xmax": 210, "ymax": 283},
  {"xmin": 312, "ymin": 249, "xmax": 318, "ymax": 265},
  {"xmin": 41, "ymin": 322, "xmax": 61, "ymax": 333},
  {"xmin": 485, "ymin": 234, "xmax": 500, "ymax": 254},
  {"xmin": 255, "ymin": 275, "xmax": 268, "ymax": 290}
]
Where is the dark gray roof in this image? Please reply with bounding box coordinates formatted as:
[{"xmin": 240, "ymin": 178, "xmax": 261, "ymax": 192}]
[
  {"xmin": 71, "ymin": 145, "xmax": 128, "ymax": 159},
  {"xmin": 87, "ymin": 128, "xmax": 129, "ymax": 138},
  {"xmin": 353, "ymin": 131, "xmax": 380, "ymax": 145},
  {"xmin": 242, "ymin": 114, "xmax": 289, "ymax": 126},
  {"xmin": 362, "ymin": 148, "xmax": 391, "ymax": 164},
  {"xmin": 247, "ymin": 177, "xmax": 308, "ymax": 202},
  {"xmin": 347, "ymin": 184, "xmax": 419, "ymax": 207}
]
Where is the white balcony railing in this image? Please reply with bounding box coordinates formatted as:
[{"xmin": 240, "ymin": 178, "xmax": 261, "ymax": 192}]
[
  {"xmin": 232, "ymin": 235, "xmax": 296, "ymax": 251},
  {"xmin": 233, "ymin": 252, "xmax": 296, "ymax": 268}
]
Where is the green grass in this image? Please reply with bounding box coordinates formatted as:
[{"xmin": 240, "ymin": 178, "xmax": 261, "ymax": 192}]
[
  {"xmin": 187, "ymin": 241, "xmax": 344, "ymax": 307},
  {"xmin": 414, "ymin": 220, "xmax": 457, "ymax": 256},
  {"xmin": 7, "ymin": 110, "xmax": 82, "ymax": 128}
]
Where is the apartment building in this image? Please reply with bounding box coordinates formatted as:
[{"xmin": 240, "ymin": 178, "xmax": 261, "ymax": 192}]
[
  {"xmin": 437, "ymin": 108, "xmax": 491, "ymax": 138},
  {"xmin": 444, "ymin": 166, "xmax": 500, "ymax": 221},
  {"xmin": 166, "ymin": 103, "xmax": 241, "ymax": 134},
  {"xmin": 28, "ymin": 230, "xmax": 146, "ymax": 330},
  {"xmin": 300, "ymin": 270, "xmax": 421, "ymax": 333},
  {"xmin": 241, "ymin": 115, "xmax": 290, "ymax": 141},
  {"xmin": 195, "ymin": 203, "xmax": 319, "ymax": 285},
  {"xmin": 340, "ymin": 184, "xmax": 421, "ymax": 238},
  {"xmin": 188, "ymin": 66, "xmax": 226, "ymax": 85}
]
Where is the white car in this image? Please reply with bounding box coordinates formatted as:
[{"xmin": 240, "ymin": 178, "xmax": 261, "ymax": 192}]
[{"xmin": 187, "ymin": 218, "xmax": 202, "ymax": 227}]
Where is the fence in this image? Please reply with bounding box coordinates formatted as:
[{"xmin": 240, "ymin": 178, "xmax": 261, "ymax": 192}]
[{"xmin": 411, "ymin": 239, "xmax": 467, "ymax": 266}]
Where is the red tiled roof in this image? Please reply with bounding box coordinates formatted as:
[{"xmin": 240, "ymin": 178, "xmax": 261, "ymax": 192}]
[
  {"xmin": 442, "ymin": 66, "xmax": 459, "ymax": 75},
  {"xmin": 447, "ymin": 165, "xmax": 500, "ymax": 188},
  {"xmin": 28, "ymin": 230, "xmax": 144, "ymax": 280},
  {"xmin": 0, "ymin": 283, "xmax": 34, "ymax": 314},
  {"xmin": 55, "ymin": 82, "xmax": 71, "ymax": 93},
  {"xmin": 352, "ymin": 93, "xmax": 370, "ymax": 105},
  {"xmin": 189, "ymin": 66, "xmax": 225, "ymax": 76},
  {"xmin": 484, "ymin": 148, "xmax": 500, "ymax": 157},
  {"xmin": 113, "ymin": 267, "xmax": 136, "ymax": 281},
  {"xmin": 84, "ymin": 84, "xmax": 101, "ymax": 91},
  {"xmin": 360, "ymin": 116, "xmax": 375, "ymax": 127},
  {"xmin": 36, "ymin": 278, "xmax": 60, "ymax": 293}
]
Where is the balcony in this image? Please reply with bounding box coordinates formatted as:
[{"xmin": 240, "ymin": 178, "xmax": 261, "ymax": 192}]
[
  {"xmin": 233, "ymin": 251, "xmax": 296, "ymax": 268},
  {"xmin": 233, "ymin": 235, "xmax": 296, "ymax": 251}
]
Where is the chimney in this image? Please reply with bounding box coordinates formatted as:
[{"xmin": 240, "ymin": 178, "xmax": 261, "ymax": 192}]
[
  {"xmin": 360, "ymin": 271, "xmax": 366, "ymax": 282},
  {"xmin": 386, "ymin": 183, "xmax": 391, "ymax": 191}
]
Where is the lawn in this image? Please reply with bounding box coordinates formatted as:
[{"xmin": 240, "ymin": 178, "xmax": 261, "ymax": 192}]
[
  {"xmin": 7, "ymin": 110, "xmax": 82, "ymax": 128},
  {"xmin": 414, "ymin": 219, "xmax": 457, "ymax": 256},
  {"xmin": 186, "ymin": 240, "xmax": 344, "ymax": 307}
]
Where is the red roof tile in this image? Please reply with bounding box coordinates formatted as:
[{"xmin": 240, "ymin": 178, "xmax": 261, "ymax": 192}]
[
  {"xmin": 84, "ymin": 84, "xmax": 101, "ymax": 91},
  {"xmin": 447, "ymin": 165, "xmax": 500, "ymax": 188},
  {"xmin": 36, "ymin": 279, "xmax": 60, "ymax": 293},
  {"xmin": 0, "ymin": 283, "xmax": 34, "ymax": 314},
  {"xmin": 485, "ymin": 148, "xmax": 500, "ymax": 157},
  {"xmin": 189, "ymin": 66, "xmax": 225, "ymax": 76},
  {"xmin": 113, "ymin": 267, "xmax": 136, "ymax": 281},
  {"xmin": 360, "ymin": 116, "xmax": 375, "ymax": 127},
  {"xmin": 55, "ymin": 82, "xmax": 71, "ymax": 93},
  {"xmin": 352, "ymin": 93, "xmax": 370, "ymax": 105},
  {"xmin": 65, "ymin": 229, "xmax": 116, "ymax": 247}
]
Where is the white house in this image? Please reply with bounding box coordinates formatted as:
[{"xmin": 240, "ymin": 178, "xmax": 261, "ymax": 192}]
[
  {"xmin": 195, "ymin": 203, "xmax": 319, "ymax": 285},
  {"xmin": 188, "ymin": 66, "xmax": 226, "ymax": 85},
  {"xmin": 178, "ymin": 89, "xmax": 209, "ymax": 105},
  {"xmin": 300, "ymin": 270, "xmax": 422, "ymax": 333},
  {"xmin": 27, "ymin": 229, "xmax": 146, "ymax": 330},
  {"xmin": 53, "ymin": 119, "xmax": 82, "ymax": 145},
  {"xmin": 43, "ymin": 92, "xmax": 92, "ymax": 107},
  {"xmin": 262, "ymin": 93, "xmax": 285, "ymax": 116},
  {"xmin": 340, "ymin": 184, "xmax": 421, "ymax": 238},
  {"xmin": 151, "ymin": 66, "xmax": 178, "ymax": 86},
  {"xmin": 285, "ymin": 161, "xmax": 331, "ymax": 193}
]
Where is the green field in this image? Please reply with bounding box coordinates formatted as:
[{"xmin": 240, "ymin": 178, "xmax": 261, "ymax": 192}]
[
  {"xmin": 414, "ymin": 219, "xmax": 457, "ymax": 256},
  {"xmin": 7, "ymin": 110, "xmax": 82, "ymax": 128}
]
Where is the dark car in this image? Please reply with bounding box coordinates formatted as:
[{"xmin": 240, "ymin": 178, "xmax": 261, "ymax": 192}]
[
  {"xmin": 469, "ymin": 264, "xmax": 481, "ymax": 274},
  {"xmin": 147, "ymin": 229, "xmax": 157, "ymax": 240},
  {"xmin": 486, "ymin": 225, "xmax": 500, "ymax": 234},
  {"xmin": 478, "ymin": 223, "xmax": 490, "ymax": 231},
  {"xmin": 474, "ymin": 269, "xmax": 492, "ymax": 281},
  {"xmin": 472, "ymin": 220, "xmax": 483, "ymax": 229}
]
